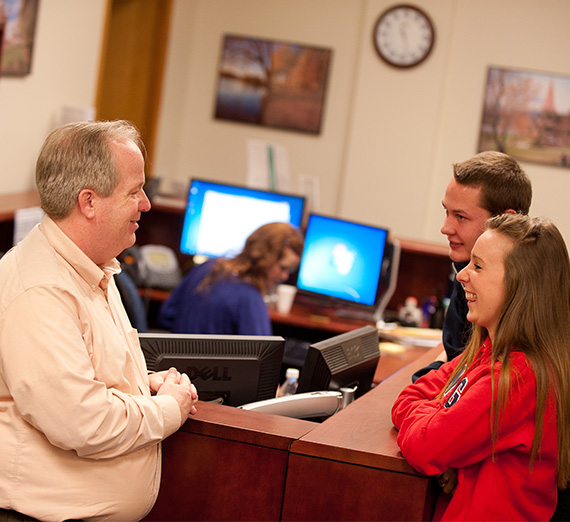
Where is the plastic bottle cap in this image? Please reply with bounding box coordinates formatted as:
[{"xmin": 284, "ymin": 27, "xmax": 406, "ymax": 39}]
[
  {"xmin": 285, "ymin": 368, "xmax": 299, "ymax": 379},
  {"xmin": 404, "ymin": 296, "xmax": 418, "ymax": 307}
]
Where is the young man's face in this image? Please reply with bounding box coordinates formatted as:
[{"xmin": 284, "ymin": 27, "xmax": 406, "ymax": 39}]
[{"xmin": 440, "ymin": 178, "xmax": 492, "ymax": 263}]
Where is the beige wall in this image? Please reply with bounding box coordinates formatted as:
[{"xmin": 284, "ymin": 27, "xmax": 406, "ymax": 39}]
[
  {"xmin": 342, "ymin": 0, "xmax": 570, "ymax": 245},
  {"xmin": 155, "ymin": 0, "xmax": 570, "ymax": 248},
  {"xmin": 154, "ymin": 0, "xmax": 364, "ymax": 221},
  {"xmin": 1, "ymin": 0, "xmax": 570, "ymax": 248},
  {"xmin": 0, "ymin": 0, "xmax": 106, "ymax": 194}
]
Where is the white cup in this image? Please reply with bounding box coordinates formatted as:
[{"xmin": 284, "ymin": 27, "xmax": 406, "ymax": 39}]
[{"xmin": 276, "ymin": 284, "xmax": 297, "ymax": 314}]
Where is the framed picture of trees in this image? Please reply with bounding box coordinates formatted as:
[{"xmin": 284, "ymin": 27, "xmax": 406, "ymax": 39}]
[
  {"xmin": 478, "ymin": 66, "xmax": 570, "ymax": 168},
  {"xmin": 0, "ymin": 0, "xmax": 40, "ymax": 76},
  {"xmin": 214, "ymin": 34, "xmax": 332, "ymax": 135}
]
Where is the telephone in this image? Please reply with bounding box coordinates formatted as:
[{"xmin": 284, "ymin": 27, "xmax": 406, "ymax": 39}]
[{"xmin": 121, "ymin": 244, "xmax": 182, "ymax": 289}]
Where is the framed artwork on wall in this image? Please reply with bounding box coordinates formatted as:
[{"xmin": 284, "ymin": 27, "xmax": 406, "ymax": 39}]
[
  {"xmin": 478, "ymin": 66, "xmax": 570, "ymax": 168},
  {"xmin": 214, "ymin": 34, "xmax": 332, "ymax": 135},
  {"xmin": 1, "ymin": 0, "xmax": 40, "ymax": 76}
]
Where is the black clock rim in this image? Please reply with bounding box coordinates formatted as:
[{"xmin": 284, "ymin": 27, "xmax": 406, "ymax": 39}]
[{"xmin": 372, "ymin": 4, "xmax": 435, "ymax": 69}]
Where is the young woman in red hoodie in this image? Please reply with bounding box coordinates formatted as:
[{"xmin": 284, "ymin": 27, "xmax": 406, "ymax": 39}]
[{"xmin": 392, "ymin": 214, "xmax": 570, "ymax": 521}]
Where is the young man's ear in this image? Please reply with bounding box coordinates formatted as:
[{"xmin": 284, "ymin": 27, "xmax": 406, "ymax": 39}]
[
  {"xmin": 503, "ymin": 208, "xmax": 517, "ymax": 216},
  {"xmin": 77, "ymin": 189, "xmax": 96, "ymax": 219}
]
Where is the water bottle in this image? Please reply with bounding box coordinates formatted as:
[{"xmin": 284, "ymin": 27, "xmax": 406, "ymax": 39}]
[{"xmin": 277, "ymin": 368, "xmax": 299, "ymax": 397}]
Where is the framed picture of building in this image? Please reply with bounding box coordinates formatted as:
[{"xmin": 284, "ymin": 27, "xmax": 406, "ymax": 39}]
[
  {"xmin": 478, "ymin": 66, "xmax": 570, "ymax": 168},
  {"xmin": 1, "ymin": 0, "xmax": 40, "ymax": 76},
  {"xmin": 214, "ymin": 34, "xmax": 332, "ymax": 135}
]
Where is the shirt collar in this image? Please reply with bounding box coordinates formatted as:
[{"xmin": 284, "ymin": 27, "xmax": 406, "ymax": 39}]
[
  {"xmin": 452, "ymin": 260, "xmax": 469, "ymax": 273},
  {"xmin": 38, "ymin": 216, "xmax": 121, "ymax": 291}
]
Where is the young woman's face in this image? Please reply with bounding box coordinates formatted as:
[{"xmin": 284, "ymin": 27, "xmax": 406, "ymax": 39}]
[
  {"xmin": 266, "ymin": 247, "xmax": 300, "ymax": 290},
  {"xmin": 457, "ymin": 229, "xmax": 515, "ymax": 342}
]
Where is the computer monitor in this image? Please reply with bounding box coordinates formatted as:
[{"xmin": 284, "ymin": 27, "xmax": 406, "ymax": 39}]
[
  {"xmin": 139, "ymin": 333, "xmax": 284, "ymax": 407},
  {"xmin": 179, "ymin": 178, "xmax": 305, "ymax": 258},
  {"xmin": 296, "ymin": 325, "xmax": 380, "ymax": 399},
  {"xmin": 296, "ymin": 213, "xmax": 389, "ymax": 315}
]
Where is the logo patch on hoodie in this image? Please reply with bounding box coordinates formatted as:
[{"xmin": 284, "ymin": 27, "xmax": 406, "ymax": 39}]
[{"xmin": 444, "ymin": 377, "xmax": 468, "ymax": 408}]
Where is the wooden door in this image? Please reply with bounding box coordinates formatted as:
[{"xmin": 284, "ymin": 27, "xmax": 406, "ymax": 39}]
[{"xmin": 96, "ymin": 0, "xmax": 172, "ymax": 166}]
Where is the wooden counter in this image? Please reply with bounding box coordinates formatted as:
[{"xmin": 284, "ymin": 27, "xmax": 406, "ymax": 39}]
[
  {"xmin": 283, "ymin": 348, "xmax": 438, "ymax": 521},
  {"xmin": 147, "ymin": 401, "xmax": 315, "ymax": 521},
  {"xmin": 144, "ymin": 345, "xmax": 440, "ymax": 521}
]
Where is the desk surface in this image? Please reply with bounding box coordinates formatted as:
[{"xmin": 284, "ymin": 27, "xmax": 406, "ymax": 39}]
[
  {"xmin": 270, "ymin": 301, "xmax": 375, "ymax": 335},
  {"xmin": 139, "ymin": 285, "xmax": 378, "ymax": 337}
]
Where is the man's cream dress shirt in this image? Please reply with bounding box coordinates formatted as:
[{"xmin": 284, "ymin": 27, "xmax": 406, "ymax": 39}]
[{"xmin": 0, "ymin": 217, "xmax": 182, "ymax": 521}]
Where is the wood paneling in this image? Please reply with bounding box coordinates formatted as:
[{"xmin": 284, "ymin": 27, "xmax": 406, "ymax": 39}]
[
  {"xmin": 282, "ymin": 455, "xmax": 435, "ymax": 522},
  {"xmin": 144, "ymin": 402, "xmax": 315, "ymax": 521}
]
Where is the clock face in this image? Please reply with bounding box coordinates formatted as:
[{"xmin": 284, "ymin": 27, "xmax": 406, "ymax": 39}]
[{"xmin": 373, "ymin": 5, "xmax": 435, "ymax": 68}]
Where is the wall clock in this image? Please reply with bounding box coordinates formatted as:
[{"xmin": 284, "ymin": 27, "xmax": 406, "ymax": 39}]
[{"xmin": 373, "ymin": 4, "xmax": 435, "ymax": 68}]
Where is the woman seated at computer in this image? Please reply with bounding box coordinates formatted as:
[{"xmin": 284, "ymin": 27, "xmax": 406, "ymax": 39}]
[
  {"xmin": 392, "ymin": 214, "xmax": 570, "ymax": 521},
  {"xmin": 159, "ymin": 222, "xmax": 304, "ymax": 335}
]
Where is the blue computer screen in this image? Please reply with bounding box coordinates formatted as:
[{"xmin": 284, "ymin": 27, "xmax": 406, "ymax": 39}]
[
  {"xmin": 180, "ymin": 179, "xmax": 305, "ymax": 258},
  {"xmin": 296, "ymin": 214, "xmax": 388, "ymax": 306}
]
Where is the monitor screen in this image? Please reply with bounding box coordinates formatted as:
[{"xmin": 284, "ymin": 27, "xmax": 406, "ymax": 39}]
[
  {"xmin": 296, "ymin": 214, "xmax": 389, "ymax": 307},
  {"xmin": 139, "ymin": 333, "xmax": 284, "ymax": 407},
  {"xmin": 296, "ymin": 325, "xmax": 380, "ymax": 399},
  {"xmin": 179, "ymin": 178, "xmax": 305, "ymax": 258}
]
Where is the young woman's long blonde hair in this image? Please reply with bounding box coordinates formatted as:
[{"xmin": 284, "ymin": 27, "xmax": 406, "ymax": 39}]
[{"xmin": 442, "ymin": 214, "xmax": 570, "ymax": 488}]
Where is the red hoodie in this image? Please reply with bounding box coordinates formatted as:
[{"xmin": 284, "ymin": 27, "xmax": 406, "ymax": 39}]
[{"xmin": 392, "ymin": 337, "xmax": 558, "ymax": 521}]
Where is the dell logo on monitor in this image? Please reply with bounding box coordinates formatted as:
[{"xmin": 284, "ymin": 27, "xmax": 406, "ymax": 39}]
[
  {"xmin": 344, "ymin": 342, "xmax": 362, "ymax": 363},
  {"xmin": 188, "ymin": 366, "xmax": 232, "ymax": 382}
]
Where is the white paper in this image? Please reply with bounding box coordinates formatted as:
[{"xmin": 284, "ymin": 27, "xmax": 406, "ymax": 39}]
[
  {"xmin": 247, "ymin": 139, "xmax": 291, "ymax": 191},
  {"xmin": 59, "ymin": 105, "xmax": 95, "ymax": 126},
  {"xmin": 298, "ymin": 174, "xmax": 321, "ymax": 213},
  {"xmin": 13, "ymin": 206, "xmax": 45, "ymax": 246}
]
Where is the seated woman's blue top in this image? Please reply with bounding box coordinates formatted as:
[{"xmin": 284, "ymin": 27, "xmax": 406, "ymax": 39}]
[{"xmin": 158, "ymin": 259, "xmax": 272, "ymax": 336}]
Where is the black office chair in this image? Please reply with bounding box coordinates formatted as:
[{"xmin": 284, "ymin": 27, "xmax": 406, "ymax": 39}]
[{"xmin": 114, "ymin": 270, "xmax": 149, "ymax": 333}]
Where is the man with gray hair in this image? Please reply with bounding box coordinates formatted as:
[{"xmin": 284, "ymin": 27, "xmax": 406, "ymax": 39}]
[{"xmin": 0, "ymin": 120, "xmax": 198, "ymax": 521}]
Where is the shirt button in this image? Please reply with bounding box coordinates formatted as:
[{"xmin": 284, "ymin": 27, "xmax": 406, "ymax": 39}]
[{"xmin": 92, "ymin": 284, "xmax": 97, "ymax": 291}]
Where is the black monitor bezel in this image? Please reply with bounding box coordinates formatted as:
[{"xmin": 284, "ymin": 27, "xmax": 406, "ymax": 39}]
[{"xmin": 139, "ymin": 333, "xmax": 285, "ymax": 407}]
